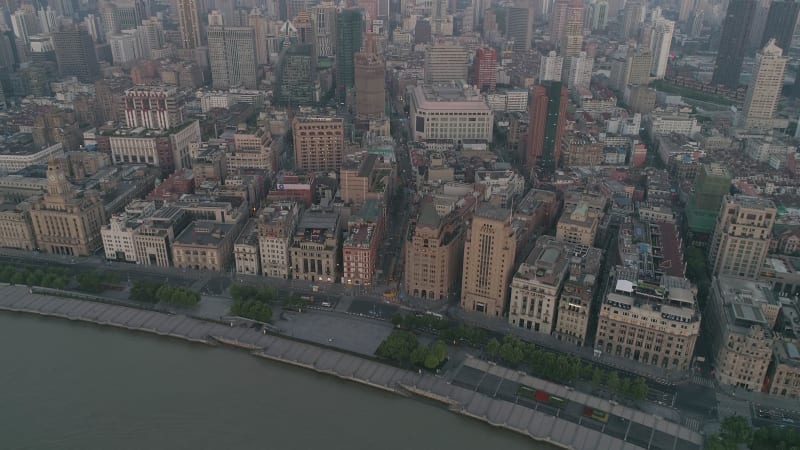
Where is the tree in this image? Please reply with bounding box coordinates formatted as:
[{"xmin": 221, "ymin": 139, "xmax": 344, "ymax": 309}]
[
  {"xmin": 591, "ymin": 367, "xmax": 604, "ymax": 388},
  {"xmin": 391, "ymin": 314, "xmax": 404, "ymax": 327},
  {"xmin": 376, "ymin": 331, "xmax": 420, "ymax": 363},
  {"xmin": 630, "ymin": 378, "xmax": 648, "ymax": 401},
  {"xmin": 720, "ymin": 416, "xmax": 753, "ymax": 446},
  {"xmin": 486, "ymin": 338, "xmax": 501, "ymax": 360},
  {"xmin": 606, "ymin": 371, "xmax": 620, "ymax": 393},
  {"xmin": 410, "ymin": 345, "xmax": 428, "ymax": 366}
]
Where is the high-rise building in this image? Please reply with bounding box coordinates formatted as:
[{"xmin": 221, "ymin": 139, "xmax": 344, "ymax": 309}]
[
  {"xmin": 506, "ymin": 0, "xmax": 534, "ymax": 52},
  {"xmin": 622, "ymin": 1, "xmax": 645, "ymax": 39},
  {"xmin": 404, "ymin": 198, "xmax": 465, "ymax": 301},
  {"xmin": 712, "ymin": 0, "xmax": 756, "ymax": 87},
  {"xmin": 564, "ymin": 51, "xmax": 592, "ymax": 89},
  {"xmin": 747, "ymin": 0, "xmax": 771, "ymax": 52},
  {"xmin": 678, "ymin": 0, "xmax": 694, "ymax": 22},
  {"xmin": 472, "ymin": 46, "xmax": 497, "ymax": 92},
  {"xmin": 525, "ymin": 81, "xmax": 567, "ymax": 177},
  {"xmin": 177, "ymin": 0, "xmax": 201, "ymax": 49},
  {"xmin": 624, "ymin": 47, "xmax": 652, "ymax": 87},
  {"xmin": 649, "ymin": 18, "xmax": 674, "ymax": 79},
  {"xmin": 354, "ymin": 33, "xmax": 385, "ymax": 119},
  {"xmin": 11, "ymin": 9, "xmax": 35, "ymax": 45},
  {"xmin": 275, "ymin": 43, "xmax": 317, "ymax": 105},
  {"xmin": 508, "ymin": 236, "xmax": 569, "ymax": 334},
  {"xmin": 29, "ymin": 159, "xmax": 106, "ymax": 256},
  {"xmin": 208, "ymin": 25, "xmax": 258, "ymax": 89},
  {"xmin": 685, "ymin": 164, "xmax": 732, "ymax": 244},
  {"xmin": 762, "ymin": 0, "xmax": 800, "ymax": 55},
  {"xmin": 539, "ymin": 51, "xmax": 563, "ymax": 82},
  {"xmin": 431, "ymin": 0, "xmax": 450, "ymax": 35},
  {"xmin": 336, "ymin": 8, "xmax": 362, "ymax": 100},
  {"xmin": 461, "ymin": 205, "xmax": 517, "ymax": 318},
  {"xmin": 53, "ymin": 27, "xmax": 99, "ymax": 83},
  {"xmin": 741, "ymin": 39, "xmax": 787, "ymax": 131},
  {"xmin": 709, "ymin": 194, "xmax": 777, "ymax": 279},
  {"xmin": 124, "ymin": 86, "xmax": 184, "ymax": 130},
  {"xmin": 249, "ymin": 9, "xmax": 270, "ymax": 65},
  {"xmin": 109, "ymin": 32, "xmax": 142, "ymax": 65},
  {"xmin": 313, "ymin": 2, "xmax": 337, "ymax": 57},
  {"xmin": 424, "ymin": 40, "xmax": 468, "ymax": 83},
  {"xmin": 562, "ymin": 0, "xmax": 583, "ymax": 56},
  {"xmin": 591, "ymin": 0, "xmax": 608, "ymax": 30},
  {"xmin": 292, "ymin": 116, "xmax": 345, "ymax": 171},
  {"xmin": 550, "ymin": 0, "xmax": 568, "ymax": 44}
]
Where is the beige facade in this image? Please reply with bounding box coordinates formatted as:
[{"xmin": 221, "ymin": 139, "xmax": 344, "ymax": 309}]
[
  {"xmin": 556, "ymin": 201, "xmax": 600, "ymax": 246},
  {"xmin": 709, "ymin": 195, "xmax": 776, "ymax": 280},
  {"xmin": 172, "ymin": 221, "xmax": 240, "ymax": 271},
  {"xmin": 706, "ymin": 276, "xmax": 777, "ymax": 391},
  {"xmin": 0, "ymin": 203, "xmax": 36, "ymax": 250},
  {"xmin": 101, "ymin": 213, "xmax": 137, "ymax": 261},
  {"xmin": 556, "ymin": 246, "xmax": 603, "ymax": 346},
  {"xmin": 596, "ymin": 267, "xmax": 701, "ymax": 370},
  {"xmin": 339, "ymin": 154, "xmax": 394, "ymax": 206},
  {"xmin": 292, "ymin": 117, "xmax": 345, "ymax": 172},
  {"xmin": 404, "ymin": 199, "xmax": 465, "ymax": 300},
  {"xmin": 258, "ymin": 201, "xmax": 299, "ymax": 279},
  {"xmin": 228, "ymin": 126, "xmax": 275, "ymax": 175},
  {"xmin": 290, "ymin": 210, "xmax": 340, "ymax": 283},
  {"xmin": 509, "ymin": 236, "xmax": 569, "ymax": 334},
  {"xmin": 133, "ymin": 206, "xmax": 188, "ymax": 267},
  {"xmin": 769, "ymin": 341, "xmax": 800, "ymax": 399},
  {"xmin": 234, "ymin": 219, "xmax": 260, "ymax": 275},
  {"xmin": 742, "ymin": 40, "xmax": 787, "ymax": 131},
  {"xmin": 461, "ymin": 205, "xmax": 517, "ymax": 317},
  {"xmin": 30, "ymin": 159, "xmax": 106, "ymax": 256}
]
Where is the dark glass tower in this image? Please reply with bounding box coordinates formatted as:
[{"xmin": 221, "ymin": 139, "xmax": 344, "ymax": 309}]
[
  {"xmin": 711, "ymin": 0, "xmax": 756, "ymax": 88},
  {"xmin": 762, "ymin": 0, "xmax": 800, "ymax": 54},
  {"xmin": 335, "ymin": 8, "xmax": 363, "ymax": 102}
]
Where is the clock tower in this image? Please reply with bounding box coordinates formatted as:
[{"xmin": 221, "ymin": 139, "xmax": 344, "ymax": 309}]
[{"xmin": 46, "ymin": 158, "xmax": 73, "ymax": 198}]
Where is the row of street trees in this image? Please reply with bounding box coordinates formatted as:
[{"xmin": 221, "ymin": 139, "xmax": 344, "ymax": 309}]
[
  {"xmin": 0, "ymin": 265, "xmax": 69, "ymax": 289},
  {"xmin": 129, "ymin": 280, "xmax": 200, "ymax": 306},
  {"xmin": 392, "ymin": 313, "xmax": 489, "ymax": 347},
  {"xmin": 705, "ymin": 416, "xmax": 800, "ymax": 450},
  {"xmin": 375, "ymin": 331, "xmax": 448, "ymax": 370},
  {"xmin": 486, "ymin": 336, "xmax": 648, "ymax": 401},
  {"xmin": 686, "ymin": 247, "xmax": 711, "ymax": 309}
]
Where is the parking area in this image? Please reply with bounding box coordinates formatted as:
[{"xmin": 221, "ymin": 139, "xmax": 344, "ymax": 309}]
[
  {"xmin": 449, "ymin": 364, "xmax": 701, "ymax": 450},
  {"xmin": 752, "ymin": 403, "xmax": 800, "ymax": 429}
]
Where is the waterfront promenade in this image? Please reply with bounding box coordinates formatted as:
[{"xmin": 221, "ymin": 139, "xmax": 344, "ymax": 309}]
[{"xmin": 0, "ymin": 286, "xmax": 702, "ymax": 450}]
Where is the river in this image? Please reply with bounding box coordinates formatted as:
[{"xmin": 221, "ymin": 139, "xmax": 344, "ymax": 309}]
[{"xmin": 0, "ymin": 313, "xmax": 552, "ymax": 450}]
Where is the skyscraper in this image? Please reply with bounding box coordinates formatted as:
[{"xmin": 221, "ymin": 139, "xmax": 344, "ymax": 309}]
[
  {"xmin": 562, "ymin": 0, "xmax": 583, "ymax": 56},
  {"xmin": 550, "ymin": 0, "xmax": 568, "ymax": 44},
  {"xmin": 649, "ymin": 18, "xmax": 674, "ymax": 79},
  {"xmin": 712, "ymin": 0, "xmax": 756, "ymax": 87},
  {"xmin": 424, "ymin": 41, "xmax": 468, "ymax": 83},
  {"xmin": 53, "ymin": 27, "xmax": 99, "ymax": 83},
  {"xmin": 336, "ymin": 8, "xmax": 362, "ymax": 101},
  {"xmin": 249, "ymin": 9, "xmax": 270, "ymax": 65},
  {"xmin": 313, "ymin": 2, "xmax": 337, "ymax": 57},
  {"xmin": 275, "ymin": 43, "xmax": 316, "ymax": 105},
  {"xmin": 685, "ymin": 163, "xmax": 732, "ymax": 244},
  {"xmin": 591, "ymin": 0, "xmax": 608, "ymax": 30},
  {"xmin": 741, "ymin": 39, "xmax": 787, "ymax": 130},
  {"xmin": 177, "ymin": 0, "xmax": 201, "ymax": 49},
  {"xmin": 208, "ymin": 25, "xmax": 258, "ymax": 89},
  {"xmin": 526, "ymin": 81, "xmax": 567, "ymax": 177},
  {"xmin": 564, "ymin": 51, "xmax": 592, "ymax": 89},
  {"xmin": 472, "ymin": 46, "xmax": 497, "ymax": 92},
  {"xmin": 678, "ymin": 0, "xmax": 694, "ymax": 22},
  {"xmin": 354, "ymin": 33, "xmax": 385, "ymax": 119},
  {"xmin": 761, "ymin": 0, "xmax": 800, "ymax": 55},
  {"xmin": 461, "ymin": 205, "xmax": 517, "ymax": 318},
  {"xmin": 621, "ymin": 0, "xmax": 645, "ymax": 39},
  {"xmin": 506, "ymin": 0, "xmax": 534, "ymax": 52}
]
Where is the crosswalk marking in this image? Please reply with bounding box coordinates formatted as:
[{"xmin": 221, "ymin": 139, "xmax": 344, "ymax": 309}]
[
  {"xmin": 691, "ymin": 375, "xmax": 714, "ymax": 388},
  {"xmin": 683, "ymin": 417, "xmax": 701, "ymax": 431}
]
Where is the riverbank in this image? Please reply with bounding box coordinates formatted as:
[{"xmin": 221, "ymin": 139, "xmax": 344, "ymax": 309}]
[{"xmin": 0, "ymin": 286, "xmax": 698, "ymax": 450}]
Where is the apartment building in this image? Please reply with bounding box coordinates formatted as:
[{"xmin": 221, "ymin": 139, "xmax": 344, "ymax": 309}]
[
  {"xmin": 705, "ymin": 276, "xmax": 778, "ymax": 390},
  {"xmin": 709, "ymin": 195, "xmax": 777, "ymax": 280},
  {"xmin": 509, "ymin": 236, "xmax": 570, "ymax": 334},
  {"xmin": 258, "ymin": 201, "xmax": 299, "ymax": 279}
]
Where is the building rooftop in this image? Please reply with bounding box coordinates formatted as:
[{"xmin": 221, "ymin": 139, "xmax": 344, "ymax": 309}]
[
  {"xmin": 174, "ymin": 220, "xmax": 235, "ymax": 247},
  {"xmin": 235, "ymin": 219, "xmax": 259, "ymax": 247},
  {"xmin": 714, "ymin": 276, "xmax": 778, "ymax": 335},
  {"xmin": 411, "ymin": 84, "xmax": 491, "ymax": 112},
  {"xmin": 475, "ymin": 203, "xmax": 510, "ymax": 222},
  {"xmin": 344, "ymin": 223, "xmax": 375, "ymax": 248},
  {"xmin": 515, "ymin": 236, "xmax": 569, "ymax": 286}
]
